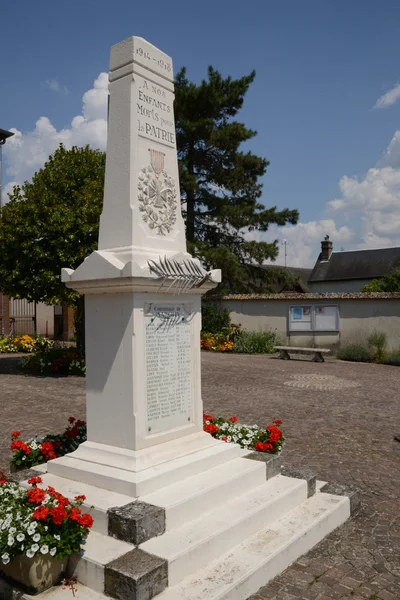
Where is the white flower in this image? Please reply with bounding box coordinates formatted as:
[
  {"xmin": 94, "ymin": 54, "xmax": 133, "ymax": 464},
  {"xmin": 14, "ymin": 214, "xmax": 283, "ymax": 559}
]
[
  {"xmin": 32, "ymin": 533, "xmax": 41, "ymax": 542},
  {"xmin": 27, "ymin": 527, "xmax": 36, "ymax": 536},
  {"xmin": 227, "ymin": 436, "xmax": 232, "ymax": 442},
  {"xmin": 9, "ymin": 527, "xmax": 16, "ymax": 534},
  {"xmin": 53, "ymin": 535, "xmax": 61, "ymax": 541},
  {"xmin": 44, "ymin": 526, "xmax": 48, "ymax": 532},
  {"xmin": 7, "ymin": 536, "xmax": 15, "ymax": 547},
  {"xmin": 20, "ymin": 544, "xmax": 24, "ymax": 551},
  {"xmin": 31, "ymin": 544, "xmax": 39, "ymax": 552},
  {"xmin": 31, "ymin": 522, "xmax": 38, "ymax": 530},
  {"xmin": 1, "ymin": 553, "xmax": 10, "ymax": 565},
  {"xmin": 40, "ymin": 545, "xmax": 49, "ymax": 555},
  {"xmin": 238, "ymin": 433, "xmax": 243, "ymax": 439},
  {"xmin": 26, "ymin": 549, "xmax": 35, "ymax": 558},
  {"xmin": 16, "ymin": 533, "xmax": 25, "ymax": 542},
  {"xmin": 50, "ymin": 547, "xmax": 57, "ymax": 557}
]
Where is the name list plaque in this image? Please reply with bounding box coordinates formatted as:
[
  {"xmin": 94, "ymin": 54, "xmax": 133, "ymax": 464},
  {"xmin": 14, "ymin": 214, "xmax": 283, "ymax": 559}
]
[{"xmin": 145, "ymin": 304, "xmax": 193, "ymax": 434}]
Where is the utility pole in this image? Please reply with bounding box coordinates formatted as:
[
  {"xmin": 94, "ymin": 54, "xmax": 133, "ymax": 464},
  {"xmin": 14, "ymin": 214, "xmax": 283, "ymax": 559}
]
[
  {"xmin": 0, "ymin": 128, "xmax": 14, "ymax": 335},
  {"xmin": 282, "ymin": 239, "xmax": 288, "ymax": 268}
]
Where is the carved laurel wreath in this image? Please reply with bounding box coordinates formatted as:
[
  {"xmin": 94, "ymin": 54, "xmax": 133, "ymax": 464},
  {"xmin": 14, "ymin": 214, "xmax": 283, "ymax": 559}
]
[{"xmin": 138, "ymin": 166, "xmax": 177, "ymax": 235}]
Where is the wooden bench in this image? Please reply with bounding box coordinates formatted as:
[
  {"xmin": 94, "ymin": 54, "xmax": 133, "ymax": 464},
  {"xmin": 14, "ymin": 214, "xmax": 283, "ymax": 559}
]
[{"xmin": 274, "ymin": 346, "xmax": 331, "ymax": 363}]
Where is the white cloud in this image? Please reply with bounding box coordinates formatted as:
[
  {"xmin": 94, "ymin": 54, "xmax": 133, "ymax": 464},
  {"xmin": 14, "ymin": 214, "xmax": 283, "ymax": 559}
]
[
  {"xmin": 45, "ymin": 79, "xmax": 69, "ymax": 95},
  {"xmin": 269, "ymin": 220, "xmax": 353, "ymax": 267},
  {"xmin": 3, "ymin": 73, "xmax": 108, "ymax": 197},
  {"xmin": 374, "ymin": 83, "xmax": 400, "ymax": 109}
]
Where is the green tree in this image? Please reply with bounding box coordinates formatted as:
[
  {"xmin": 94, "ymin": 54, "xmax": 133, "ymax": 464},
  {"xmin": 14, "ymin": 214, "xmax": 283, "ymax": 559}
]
[
  {"xmin": 174, "ymin": 66, "xmax": 299, "ymax": 293},
  {"xmin": 362, "ymin": 268, "xmax": 400, "ymax": 292},
  {"xmin": 0, "ymin": 145, "xmax": 105, "ymax": 352}
]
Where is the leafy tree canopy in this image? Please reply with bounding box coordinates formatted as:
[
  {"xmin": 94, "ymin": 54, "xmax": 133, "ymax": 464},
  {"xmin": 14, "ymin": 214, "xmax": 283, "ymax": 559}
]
[
  {"xmin": 362, "ymin": 268, "xmax": 400, "ymax": 292},
  {"xmin": 175, "ymin": 66, "xmax": 299, "ymax": 293},
  {"xmin": 0, "ymin": 145, "xmax": 105, "ymax": 305}
]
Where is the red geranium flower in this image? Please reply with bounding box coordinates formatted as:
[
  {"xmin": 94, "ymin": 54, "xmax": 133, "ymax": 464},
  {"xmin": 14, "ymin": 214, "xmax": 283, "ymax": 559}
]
[
  {"xmin": 79, "ymin": 514, "xmax": 94, "ymax": 529},
  {"xmin": 28, "ymin": 476, "xmax": 43, "ymax": 486},
  {"xmin": 203, "ymin": 413, "xmax": 215, "ymax": 422},
  {"xmin": 266, "ymin": 425, "xmax": 283, "ymax": 443},
  {"xmin": 203, "ymin": 423, "xmax": 219, "ymax": 435},
  {"xmin": 32, "ymin": 506, "xmax": 50, "ymax": 521},
  {"xmin": 68, "ymin": 417, "xmax": 76, "ymax": 423},
  {"xmin": 11, "ymin": 431, "xmax": 21, "ymax": 439},
  {"xmin": 273, "ymin": 419, "xmax": 283, "ymax": 425},
  {"xmin": 254, "ymin": 441, "xmax": 274, "ymax": 453},
  {"xmin": 68, "ymin": 507, "xmax": 82, "ymax": 522},
  {"xmin": 221, "ymin": 437, "xmax": 228, "ymax": 442},
  {"xmin": 11, "ymin": 440, "xmax": 31, "ymax": 455},
  {"xmin": 41, "ymin": 441, "xmax": 56, "ymax": 460},
  {"xmin": 75, "ymin": 420, "xmax": 86, "ymax": 427},
  {"xmin": 50, "ymin": 505, "xmax": 67, "ymax": 525},
  {"xmin": 74, "ymin": 495, "xmax": 87, "ymax": 502},
  {"xmin": 0, "ymin": 472, "xmax": 6, "ymax": 485},
  {"xmin": 228, "ymin": 416, "xmax": 238, "ymax": 423},
  {"xmin": 27, "ymin": 488, "xmax": 46, "ymax": 504}
]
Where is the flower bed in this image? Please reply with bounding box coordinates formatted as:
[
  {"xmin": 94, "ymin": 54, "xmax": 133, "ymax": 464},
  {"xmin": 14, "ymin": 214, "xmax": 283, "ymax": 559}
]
[
  {"xmin": 0, "ymin": 475, "xmax": 93, "ymax": 590},
  {"xmin": 10, "ymin": 417, "xmax": 87, "ymax": 471},
  {"xmin": 203, "ymin": 413, "xmax": 284, "ymax": 453},
  {"xmin": 0, "ymin": 335, "xmax": 54, "ymax": 354},
  {"xmin": 21, "ymin": 347, "xmax": 85, "ymax": 376},
  {"xmin": 9, "ymin": 415, "xmax": 283, "ymax": 473},
  {"xmin": 201, "ymin": 328, "xmax": 279, "ymax": 354}
]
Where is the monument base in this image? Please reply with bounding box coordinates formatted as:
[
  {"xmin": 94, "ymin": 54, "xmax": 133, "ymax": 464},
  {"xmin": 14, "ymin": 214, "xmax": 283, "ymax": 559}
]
[{"xmin": 47, "ymin": 432, "xmax": 249, "ymax": 497}]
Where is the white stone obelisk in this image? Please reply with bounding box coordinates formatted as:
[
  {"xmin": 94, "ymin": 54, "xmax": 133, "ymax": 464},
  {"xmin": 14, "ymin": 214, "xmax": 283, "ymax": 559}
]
[{"xmin": 48, "ymin": 37, "xmax": 232, "ymax": 497}]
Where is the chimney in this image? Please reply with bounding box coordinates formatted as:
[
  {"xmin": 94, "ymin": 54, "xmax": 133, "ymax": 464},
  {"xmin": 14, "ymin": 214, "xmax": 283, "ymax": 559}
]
[{"xmin": 320, "ymin": 235, "xmax": 333, "ymax": 261}]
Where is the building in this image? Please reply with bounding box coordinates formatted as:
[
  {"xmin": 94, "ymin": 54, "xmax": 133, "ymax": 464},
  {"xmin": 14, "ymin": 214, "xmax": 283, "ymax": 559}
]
[
  {"xmin": 308, "ymin": 237, "xmax": 400, "ymax": 293},
  {"xmin": 0, "ymin": 294, "xmax": 75, "ymax": 340}
]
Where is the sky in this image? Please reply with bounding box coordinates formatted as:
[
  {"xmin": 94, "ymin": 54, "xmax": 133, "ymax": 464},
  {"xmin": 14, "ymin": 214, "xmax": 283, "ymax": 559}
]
[{"xmin": 2, "ymin": 0, "xmax": 400, "ymax": 267}]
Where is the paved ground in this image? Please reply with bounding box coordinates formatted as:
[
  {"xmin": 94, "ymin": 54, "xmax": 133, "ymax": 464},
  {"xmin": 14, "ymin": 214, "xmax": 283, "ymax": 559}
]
[{"xmin": 1, "ymin": 353, "xmax": 400, "ymax": 599}]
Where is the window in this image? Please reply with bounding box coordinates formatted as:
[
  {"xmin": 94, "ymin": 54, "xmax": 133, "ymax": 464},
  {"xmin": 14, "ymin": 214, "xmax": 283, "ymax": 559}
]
[{"xmin": 289, "ymin": 305, "xmax": 339, "ymax": 332}]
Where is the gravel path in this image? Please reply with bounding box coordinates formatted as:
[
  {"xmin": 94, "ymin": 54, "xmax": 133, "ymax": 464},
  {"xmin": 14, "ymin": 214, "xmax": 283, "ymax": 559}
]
[{"xmin": 1, "ymin": 352, "xmax": 399, "ymax": 599}]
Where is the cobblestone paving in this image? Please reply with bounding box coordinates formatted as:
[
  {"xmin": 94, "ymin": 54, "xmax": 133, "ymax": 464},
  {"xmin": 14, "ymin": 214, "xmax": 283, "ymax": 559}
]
[{"xmin": 1, "ymin": 353, "xmax": 400, "ymax": 599}]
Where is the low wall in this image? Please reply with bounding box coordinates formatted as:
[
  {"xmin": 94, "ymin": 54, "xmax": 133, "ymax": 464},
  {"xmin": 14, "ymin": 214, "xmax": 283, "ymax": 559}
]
[{"xmin": 208, "ymin": 293, "xmax": 400, "ymax": 350}]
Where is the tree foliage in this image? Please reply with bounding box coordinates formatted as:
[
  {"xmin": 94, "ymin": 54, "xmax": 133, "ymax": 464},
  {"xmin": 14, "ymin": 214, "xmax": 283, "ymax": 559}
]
[
  {"xmin": 0, "ymin": 145, "xmax": 105, "ymax": 305},
  {"xmin": 174, "ymin": 66, "xmax": 299, "ymax": 292},
  {"xmin": 362, "ymin": 269, "xmax": 400, "ymax": 292}
]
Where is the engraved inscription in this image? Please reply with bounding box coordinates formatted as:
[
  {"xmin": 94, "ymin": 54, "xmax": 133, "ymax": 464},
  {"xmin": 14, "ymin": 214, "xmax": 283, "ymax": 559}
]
[
  {"xmin": 135, "ymin": 43, "xmax": 173, "ymax": 75},
  {"xmin": 145, "ymin": 305, "xmax": 192, "ymax": 434},
  {"xmin": 136, "ymin": 77, "xmax": 175, "ymax": 148}
]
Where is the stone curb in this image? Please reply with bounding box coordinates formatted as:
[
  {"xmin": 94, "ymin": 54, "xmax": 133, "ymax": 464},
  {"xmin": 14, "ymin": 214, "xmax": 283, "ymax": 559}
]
[
  {"xmin": 104, "ymin": 549, "xmax": 168, "ymax": 600},
  {"xmin": 108, "ymin": 501, "xmax": 166, "ymax": 546},
  {"xmin": 7, "ymin": 468, "xmax": 41, "ymax": 485},
  {"xmin": 244, "ymin": 452, "xmax": 282, "ymax": 480},
  {"xmin": 320, "ymin": 482, "xmax": 361, "ymax": 515},
  {"xmin": 280, "ymin": 466, "xmax": 317, "ymax": 498}
]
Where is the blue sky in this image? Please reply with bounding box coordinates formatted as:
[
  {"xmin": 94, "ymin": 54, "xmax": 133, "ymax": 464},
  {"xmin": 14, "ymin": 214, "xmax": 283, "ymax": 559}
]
[{"xmin": 2, "ymin": 0, "xmax": 400, "ymax": 266}]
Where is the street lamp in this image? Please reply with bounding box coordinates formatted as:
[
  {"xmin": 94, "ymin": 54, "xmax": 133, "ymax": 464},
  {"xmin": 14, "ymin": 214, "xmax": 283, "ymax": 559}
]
[
  {"xmin": 0, "ymin": 128, "xmax": 14, "ymax": 209},
  {"xmin": 0, "ymin": 128, "xmax": 14, "ymax": 335}
]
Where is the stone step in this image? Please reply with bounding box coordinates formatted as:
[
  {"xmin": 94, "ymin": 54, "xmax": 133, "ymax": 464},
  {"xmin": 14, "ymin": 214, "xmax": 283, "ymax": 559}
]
[
  {"xmin": 141, "ymin": 474, "xmax": 308, "ymax": 586},
  {"xmin": 155, "ymin": 491, "xmax": 350, "ymax": 600},
  {"xmin": 140, "ymin": 456, "xmax": 267, "ymax": 530},
  {"xmin": 20, "ymin": 473, "xmax": 135, "ymax": 535},
  {"xmin": 66, "ymin": 530, "xmax": 134, "ymax": 593},
  {"xmin": 48, "ymin": 441, "xmax": 246, "ymax": 497}
]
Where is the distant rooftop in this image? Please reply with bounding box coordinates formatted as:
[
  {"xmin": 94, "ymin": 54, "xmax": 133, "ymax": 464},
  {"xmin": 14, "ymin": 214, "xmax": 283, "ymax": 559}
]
[{"xmin": 309, "ymin": 246, "xmax": 400, "ymax": 283}]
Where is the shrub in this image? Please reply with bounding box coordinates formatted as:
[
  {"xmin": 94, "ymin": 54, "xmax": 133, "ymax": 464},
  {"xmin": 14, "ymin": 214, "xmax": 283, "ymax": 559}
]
[
  {"xmin": 384, "ymin": 350, "xmax": 400, "ymax": 366},
  {"xmin": 367, "ymin": 330, "xmax": 387, "ymax": 363},
  {"xmin": 232, "ymin": 330, "xmax": 279, "ymax": 354},
  {"xmin": 337, "ymin": 343, "xmax": 373, "ymax": 363},
  {"xmin": 21, "ymin": 345, "xmax": 85, "ymax": 376},
  {"xmin": 202, "ymin": 303, "xmax": 231, "ymax": 334}
]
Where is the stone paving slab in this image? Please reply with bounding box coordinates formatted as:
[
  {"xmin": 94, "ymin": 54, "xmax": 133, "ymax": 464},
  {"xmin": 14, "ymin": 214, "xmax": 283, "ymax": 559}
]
[{"xmin": 1, "ymin": 352, "xmax": 400, "ymax": 599}]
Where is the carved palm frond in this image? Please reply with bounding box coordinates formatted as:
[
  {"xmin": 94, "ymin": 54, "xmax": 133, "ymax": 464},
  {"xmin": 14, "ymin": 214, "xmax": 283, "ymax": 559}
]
[{"xmin": 148, "ymin": 256, "xmax": 211, "ymax": 294}]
